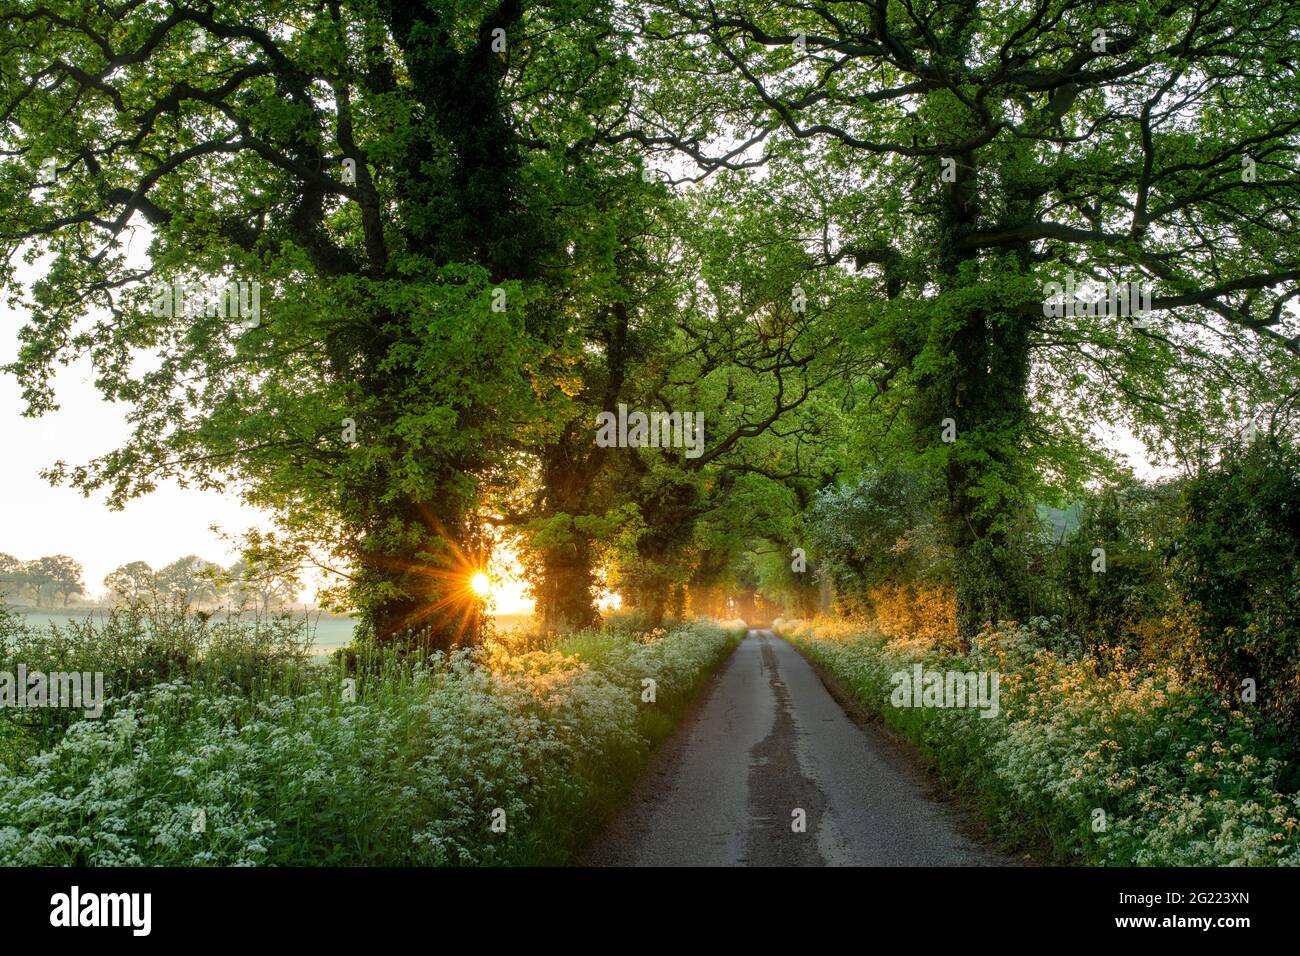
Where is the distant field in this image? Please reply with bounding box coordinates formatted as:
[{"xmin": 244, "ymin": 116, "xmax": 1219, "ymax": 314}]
[
  {"xmin": 7, "ymin": 607, "xmax": 535, "ymax": 654},
  {"xmin": 11, "ymin": 608, "xmax": 117, "ymax": 631}
]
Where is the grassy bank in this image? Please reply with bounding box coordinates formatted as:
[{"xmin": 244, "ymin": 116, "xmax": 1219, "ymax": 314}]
[
  {"xmin": 0, "ymin": 604, "xmax": 742, "ymax": 865},
  {"xmin": 778, "ymin": 617, "xmax": 1300, "ymax": 866}
]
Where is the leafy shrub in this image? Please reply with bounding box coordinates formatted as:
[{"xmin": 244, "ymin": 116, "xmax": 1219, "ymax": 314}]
[
  {"xmin": 600, "ymin": 607, "xmax": 657, "ymax": 635},
  {"xmin": 806, "ymin": 467, "xmax": 949, "ymax": 617},
  {"xmin": 1047, "ymin": 478, "xmax": 1179, "ymax": 658},
  {"xmin": 1169, "ymin": 435, "xmax": 1300, "ymax": 745},
  {"xmin": 866, "ymin": 582, "xmax": 957, "ymax": 650}
]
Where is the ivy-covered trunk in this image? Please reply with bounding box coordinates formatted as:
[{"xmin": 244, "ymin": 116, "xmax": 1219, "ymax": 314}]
[
  {"xmin": 942, "ymin": 303, "xmax": 1035, "ymax": 642},
  {"xmin": 361, "ymin": 492, "xmax": 484, "ymax": 650},
  {"xmin": 537, "ymin": 549, "xmax": 600, "ymax": 631},
  {"xmin": 925, "ymin": 157, "xmax": 1037, "ymax": 643},
  {"xmin": 528, "ymin": 426, "xmax": 604, "ymax": 631},
  {"xmin": 627, "ymin": 475, "xmax": 701, "ymax": 628}
]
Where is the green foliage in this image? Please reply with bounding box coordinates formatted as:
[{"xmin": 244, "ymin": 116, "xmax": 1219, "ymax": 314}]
[
  {"xmin": 1169, "ymin": 435, "xmax": 1300, "ymax": 740},
  {"xmin": 1048, "ymin": 479, "xmax": 1180, "ymax": 656},
  {"xmin": 0, "ymin": 0, "xmax": 646, "ymax": 646},
  {"xmin": 636, "ymin": 0, "xmax": 1300, "ymax": 635},
  {"xmin": 806, "ymin": 467, "xmax": 949, "ymax": 614}
]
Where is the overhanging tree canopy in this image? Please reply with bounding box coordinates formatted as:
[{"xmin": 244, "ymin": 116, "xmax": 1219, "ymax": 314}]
[
  {"xmin": 3, "ymin": 0, "xmax": 1298, "ymax": 643},
  {"xmin": 621, "ymin": 0, "xmax": 1300, "ymax": 636}
]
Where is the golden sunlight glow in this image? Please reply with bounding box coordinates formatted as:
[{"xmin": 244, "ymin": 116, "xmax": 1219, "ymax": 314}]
[
  {"xmin": 483, "ymin": 545, "xmax": 622, "ymax": 617},
  {"xmin": 298, "ymin": 541, "xmax": 601, "ymax": 621},
  {"xmin": 481, "ymin": 546, "xmax": 532, "ymax": 615}
]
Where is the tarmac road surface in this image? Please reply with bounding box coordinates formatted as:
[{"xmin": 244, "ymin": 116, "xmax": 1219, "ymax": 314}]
[{"xmin": 585, "ymin": 629, "xmax": 1010, "ymax": 866}]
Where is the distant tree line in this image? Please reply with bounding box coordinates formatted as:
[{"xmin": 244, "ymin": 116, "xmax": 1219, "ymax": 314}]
[
  {"xmin": 0, "ymin": 554, "xmax": 84, "ymax": 607},
  {"xmin": 0, "ymin": 553, "xmax": 300, "ymax": 612},
  {"xmin": 102, "ymin": 556, "xmax": 301, "ymax": 611}
]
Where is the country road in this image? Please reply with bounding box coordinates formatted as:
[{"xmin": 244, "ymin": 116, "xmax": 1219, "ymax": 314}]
[{"xmin": 585, "ymin": 630, "xmax": 1010, "ymax": 866}]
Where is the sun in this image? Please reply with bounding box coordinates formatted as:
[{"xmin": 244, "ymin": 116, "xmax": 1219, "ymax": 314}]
[{"xmin": 470, "ymin": 572, "xmax": 491, "ymax": 598}]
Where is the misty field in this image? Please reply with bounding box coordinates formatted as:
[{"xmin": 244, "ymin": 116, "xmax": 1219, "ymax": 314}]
[{"xmin": 6, "ymin": 608, "xmax": 538, "ymax": 654}]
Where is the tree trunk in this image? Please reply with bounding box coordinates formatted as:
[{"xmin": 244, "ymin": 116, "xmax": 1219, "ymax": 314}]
[
  {"xmin": 648, "ymin": 584, "xmax": 668, "ymax": 628},
  {"xmin": 923, "ymin": 154, "xmax": 1035, "ymax": 644},
  {"xmin": 529, "ymin": 425, "xmax": 603, "ymax": 631},
  {"xmin": 938, "ymin": 304, "xmax": 1034, "ymax": 643},
  {"xmin": 538, "ymin": 546, "xmax": 599, "ymax": 631},
  {"xmin": 363, "ymin": 492, "xmax": 487, "ymax": 652}
]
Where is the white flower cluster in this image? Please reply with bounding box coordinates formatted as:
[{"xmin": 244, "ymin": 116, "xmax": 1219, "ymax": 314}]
[
  {"xmin": 787, "ymin": 618, "xmax": 1300, "ymax": 867},
  {"xmin": 0, "ymin": 620, "xmax": 741, "ymax": 866}
]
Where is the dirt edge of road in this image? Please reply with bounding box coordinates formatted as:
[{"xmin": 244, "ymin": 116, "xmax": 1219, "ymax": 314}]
[{"xmin": 787, "ymin": 638, "xmax": 1052, "ymax": 867}]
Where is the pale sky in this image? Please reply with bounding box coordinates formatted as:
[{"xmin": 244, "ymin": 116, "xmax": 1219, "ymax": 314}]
[{"xmin": 0, "ymin": 316, "xmax": 268, "ymax": 600}]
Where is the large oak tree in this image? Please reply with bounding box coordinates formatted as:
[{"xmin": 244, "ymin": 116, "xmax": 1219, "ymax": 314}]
[{"xmin": 1, "ymin": 0, "xmax": 642, "ymax": 646}]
